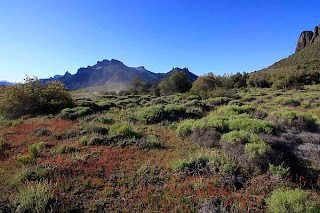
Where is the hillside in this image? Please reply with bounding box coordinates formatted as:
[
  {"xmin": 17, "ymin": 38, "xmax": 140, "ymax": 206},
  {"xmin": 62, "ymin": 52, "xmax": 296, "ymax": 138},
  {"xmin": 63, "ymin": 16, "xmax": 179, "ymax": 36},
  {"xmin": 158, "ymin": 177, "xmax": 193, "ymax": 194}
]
[
  {"xmin": 42, "ymin": 59, "xmax": 198, "ymax": 92},
  {"xmin": 248, "ymin": 24, "xmax": 320, "ymax": 88}
]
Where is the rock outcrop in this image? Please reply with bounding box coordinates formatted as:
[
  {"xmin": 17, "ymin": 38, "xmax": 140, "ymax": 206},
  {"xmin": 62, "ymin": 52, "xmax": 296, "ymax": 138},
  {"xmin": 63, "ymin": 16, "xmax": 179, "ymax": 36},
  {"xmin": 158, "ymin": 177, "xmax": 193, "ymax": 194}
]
[{"xmin": 295, "ymin": 24, "xmax": 320, "ymax": 52}]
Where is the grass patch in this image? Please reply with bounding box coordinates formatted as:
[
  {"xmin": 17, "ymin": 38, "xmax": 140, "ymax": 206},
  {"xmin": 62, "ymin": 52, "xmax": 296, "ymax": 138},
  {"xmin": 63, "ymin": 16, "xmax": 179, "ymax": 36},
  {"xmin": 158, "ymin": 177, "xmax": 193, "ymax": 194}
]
[{"xmin": 15, "ymin": 181, "xmax": 55, "ymax": 213}]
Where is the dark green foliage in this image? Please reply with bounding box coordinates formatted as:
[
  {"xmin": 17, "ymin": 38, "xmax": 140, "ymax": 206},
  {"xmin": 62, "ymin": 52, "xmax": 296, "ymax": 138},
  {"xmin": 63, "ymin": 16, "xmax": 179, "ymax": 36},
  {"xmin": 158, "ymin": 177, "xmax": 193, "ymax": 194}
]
[
  {"xmin": 270, "ymin": 110, "xmax": 318, "ymax": 131},
  {"xmin": 128, "ymin": 77, "xmax": 148, "ymax": 95},
  {"xmin": 0, "ymin": 78, "xmax": 73, "ymax": 119},
  {"xmin": 191, "ymin": 73, "xmax": 247, "ymax": 98},
  {"xmin": 83, "ymin": 125, "xmax": 108, "ymax": 135},
  {"xmin": 0, "ymin": 138, "xmax": 9, "ymax": 154},
  {"xmin": 60, "ymin": 107, "xmax": 94, "ymax": 120},
  {"xmin": 140, "ymin": 104, "xmax": 188, "ymax": 124},
  {"xmin": 159, "ymin": 71, "xmax": 192, "ymax": 95},
  {"xmin": 55, "ymin": 146, "xmax": 80, "ymax": 154}
]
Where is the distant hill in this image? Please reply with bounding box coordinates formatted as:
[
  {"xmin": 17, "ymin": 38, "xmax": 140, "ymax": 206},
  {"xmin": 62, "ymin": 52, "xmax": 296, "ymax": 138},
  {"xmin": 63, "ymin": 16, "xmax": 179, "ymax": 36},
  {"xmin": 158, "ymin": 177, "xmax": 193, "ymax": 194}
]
[
  {"xmin": 248, "ymin": 24, "xmax": 320, "ymax": 87},
  {"xmin": 0, "ymin": 81, "xmax": 14, "ymax": 86},
  {"xmin": 42, "ymin": 59, "xmax": 198, "ymax": 91}
]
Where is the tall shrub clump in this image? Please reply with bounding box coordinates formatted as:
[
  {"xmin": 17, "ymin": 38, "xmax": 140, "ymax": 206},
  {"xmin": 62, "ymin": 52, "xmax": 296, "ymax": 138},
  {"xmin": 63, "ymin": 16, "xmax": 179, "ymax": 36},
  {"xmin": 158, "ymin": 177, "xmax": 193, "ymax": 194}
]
[{"xmin": 0, "ymin": 77, "xmax": 73, "ymax": 119}]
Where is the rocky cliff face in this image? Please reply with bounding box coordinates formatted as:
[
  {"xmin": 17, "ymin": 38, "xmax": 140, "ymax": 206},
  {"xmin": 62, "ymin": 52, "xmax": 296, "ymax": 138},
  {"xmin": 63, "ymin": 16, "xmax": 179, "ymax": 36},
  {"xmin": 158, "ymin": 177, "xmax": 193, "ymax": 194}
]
[{"xmin": 296, "ymin": 24, "xmax": 320, "ymax": 52}]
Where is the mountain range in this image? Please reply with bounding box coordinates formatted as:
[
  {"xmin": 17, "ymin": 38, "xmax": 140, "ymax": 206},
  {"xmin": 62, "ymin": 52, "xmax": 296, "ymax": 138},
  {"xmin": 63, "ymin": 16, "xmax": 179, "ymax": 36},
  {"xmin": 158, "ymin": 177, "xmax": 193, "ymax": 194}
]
[{"xmin": 41, "ymin": 59, "xmax": 198, "ymax": 91}]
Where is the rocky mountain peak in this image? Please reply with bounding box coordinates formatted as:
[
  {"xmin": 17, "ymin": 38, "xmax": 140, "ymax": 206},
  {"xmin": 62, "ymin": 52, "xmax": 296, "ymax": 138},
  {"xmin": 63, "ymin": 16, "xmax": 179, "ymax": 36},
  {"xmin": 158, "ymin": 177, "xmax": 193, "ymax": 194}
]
[{"xmin": 295, "ymin": 24, "xmax": 320, "ymax": 52}]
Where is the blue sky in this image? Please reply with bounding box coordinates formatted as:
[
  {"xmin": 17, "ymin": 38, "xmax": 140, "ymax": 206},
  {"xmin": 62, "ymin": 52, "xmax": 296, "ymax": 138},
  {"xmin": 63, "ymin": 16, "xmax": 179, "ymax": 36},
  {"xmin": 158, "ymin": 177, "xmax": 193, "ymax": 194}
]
[{"xmin": 0, "ymin": 0, "xmax": 319, "ymax": 82}]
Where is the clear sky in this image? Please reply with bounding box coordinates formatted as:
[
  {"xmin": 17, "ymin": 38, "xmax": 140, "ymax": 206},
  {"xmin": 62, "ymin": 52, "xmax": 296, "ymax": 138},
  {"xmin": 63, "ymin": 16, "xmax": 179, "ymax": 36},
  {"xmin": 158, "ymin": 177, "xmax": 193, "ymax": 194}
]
[{"xmin": 1, "ymin": 0, "xmax": 320, "ymax": 82}]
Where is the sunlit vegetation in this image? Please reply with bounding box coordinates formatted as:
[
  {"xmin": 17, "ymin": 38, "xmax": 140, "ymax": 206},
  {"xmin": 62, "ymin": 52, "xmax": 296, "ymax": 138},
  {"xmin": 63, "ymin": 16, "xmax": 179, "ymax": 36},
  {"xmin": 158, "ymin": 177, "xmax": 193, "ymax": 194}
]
[{"xmin": 0, "ymin": 78, "xmax": 320, "ymax": 212}]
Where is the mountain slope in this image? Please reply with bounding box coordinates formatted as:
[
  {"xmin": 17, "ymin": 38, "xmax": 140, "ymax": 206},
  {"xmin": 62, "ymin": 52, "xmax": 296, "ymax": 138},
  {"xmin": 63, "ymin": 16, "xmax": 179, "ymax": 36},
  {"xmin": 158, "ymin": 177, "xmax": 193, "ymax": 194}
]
[
  {"xmin": 43, "ymin": 59, "xmax": 198, "ymax": 91},
  {"xmin": 248, "ymin": 24, "xmax": 320, "ymax": 87}
]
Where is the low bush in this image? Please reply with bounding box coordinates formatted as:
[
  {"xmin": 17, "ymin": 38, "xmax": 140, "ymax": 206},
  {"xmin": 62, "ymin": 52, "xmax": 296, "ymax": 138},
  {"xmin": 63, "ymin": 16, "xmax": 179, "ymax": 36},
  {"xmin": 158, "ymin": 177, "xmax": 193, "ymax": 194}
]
[
  {"xmin": 60, "ymin": 107, "xmax": 94, "ymax": 120},
  {"xmin": 190, "ymin": 127, "xmax": 221, "ymax": 148},
  {"xmin": 228, "ymin": 118, "xmax": 277, "ymax": 134},
  {"xmin": 139, "ymin": 105, "xmax": 165, "ymax": 124},
  {"xmin": 138, "ymin": 136, "xmax": 163, "ymax": 149},
  {"xmin": 97, "ymin": 116, "xmax": 114, "ymax": 124},
  {"xmin": 109, "ymin": 123, "xmax": 141, "ymax": 138},
  {"xmin": 171, "ymin": 156, "xmax": 210, "ymax": 176},
  {"xmin": 32, "ymin": 128, "xmax": 52, "ymax": 137},
  {"xmin": 15, "ymin": 181, "xmax": 55, "ymax": 213},
  {"xmin": 83, "ymin": 125, "xmax": 108, "ymax": 135},
  {"xmin": 176, "ymin": 119, "xmax": 195, "ymax": 139},
  {"xmin": 271, "ymin": 110, "xmax": 318, "ymax": 131},
  {"xmin": 216, "ymin": 105, "xmax": 256, "ymax": 116},
  {"xmin": 28, "ymin": 142, "xmax": 45, "ymax": 159},
  {"xmin": 220, "ymin": 130, "xmax": 264, "ymax": 144},
  {"xmin": 269, "ymin": 164, "xmax": 290, "ymax": 177},
  {"xmin": 244, "ymin": 141, "xmax": 271, "ymax": 159},
  {"xmin": 195, "ymin": 114, "xmax": 230, "ymax": 132},
  {"xmin": 206, "ymin": 97, "xmax": 232, "ymax": 106},
  {"xmin": 266, "ymin": 188, "xmax": 319, "ymax": 213},
  {"xmin": 0, "ymin": 138, "xmax": 9, "ymax": 154},
  {"xmin": 140, "ymin": 104, "xmax": 187, "ymax": 124},
  {"xmin": 55, "ymin": 146, "xmax": 80, "ymax": 155},
  {"xmin": 9, "ymin": 167, "xmax": 42, "ymax": 187},
  {"xmin": 79, "ymin": 136, "xmax": 88, "ymax": 145},
  {"xmin": 274, "ymin": 96, "xmax": 300, "ymax": 106},
  {"xmin": 228, "ymin": 99, "xmax": 243, "ymax": 106}
]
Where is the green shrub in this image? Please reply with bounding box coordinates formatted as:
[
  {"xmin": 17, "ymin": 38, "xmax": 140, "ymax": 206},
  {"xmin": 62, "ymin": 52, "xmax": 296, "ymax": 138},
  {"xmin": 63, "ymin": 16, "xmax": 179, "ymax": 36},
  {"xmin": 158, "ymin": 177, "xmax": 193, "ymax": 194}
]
[
  {"xmin": 9, "ymin": 167, "xmax": 42, "ymax": 187},
  {"xmin": 269, "ymin": 164, "xmax": 290, "ymax": 177},
  {"xmin": 83, "ymin": 125, "xmax": 108, "ymax": 135},
  {"xmin": 109, "ymin": 123, "xmax": 141, "ymax": 138},
  {"xmin": 97, "ymin": 116, "xmax": 114, "ymax": 124},
  {"xmin": 171, "ymin": 156, "xmax": 209, "ymax": 172},
  {"xmin": 28, "ymin": 142, "xmax": 45, "ymax": 159},
  {"xmin": 176, "ymin": 119, "xmax": 196, "ymax": 139},
  {"xmin": 0, "ymin": 78, "xmax": 73, "ymax": 119},
  {"xmin": 271, "ymin": 110, "xmax": 318, "ymax": 130},
  {"xmin": 0, "ymin": 119, "xmax": 23, "ymax": 127},
  {"xmin": 220, "ymin": 130, "xmax": 264, "ymax": 144},
  {"xmin": 15, "ymin": 181, "xmax": 55, "ymax": 213},
  {"xmin": 60, "ymin": 107, "xmax": 94, "ymax": 120},
  {"xmin": 195, "ymin": 114, "xmax": 230, "ymax": 132},
  {"xmin": 245, "ymin": 142, "xmax": 271, "ymax": 158},
  {"xmin": 228, "ymin": 118, "xmax": 277, "ymax": 134},
  {"xmin": 274, "ymin": 96, "xmax": 300, "ymax": 106},
  {"xmin": 266, "ymin": 188, "xmax": 319, "ymax": 213},
  {"xmin": 138, "ymin": 136, "xmax": 163, "ymax": 149},
  {"xmin": 79, "ymin": 136, "xmax": 88, "ymax": 145},
  {"xmin": 216, "ymin": 105, "xmax": 256, "ymax": 116},
  {"xmin": 15, "ymin": 154, "xmax": 31, "ymax": 164},
  {"xmin": 140, "ymin": 105, "xmax": 165, "ymax": 124},
  {"xmin": 207, "ymin": 97, "xmax": 232, "ymax": 106},
  {"xmin": 0, "ymin": 138, "xmax": 8, "ymax": 154},
  {"xmin": 140, "ymin": 104, "xmax": 187, "ymax": 124},
  {"xmin": 55, "ymin": 146, "xmax": 80, "ymax": 155}
]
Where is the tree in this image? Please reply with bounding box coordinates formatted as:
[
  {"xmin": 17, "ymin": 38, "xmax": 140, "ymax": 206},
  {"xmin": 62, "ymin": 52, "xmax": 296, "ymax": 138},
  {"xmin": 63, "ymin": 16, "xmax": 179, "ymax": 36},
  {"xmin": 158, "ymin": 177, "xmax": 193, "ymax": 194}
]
[
  {"xmin": 128, "ymin": 77, "xmax": 148, "ymax": 95},
  {"xmin": 159, "ymin": 71, "xmax": 191, "ymax": 95},
  {"xmin": 0, "ymin": 77, "xmax": 73, "ymax": 119},
  {"xmin": 150, "ymin": 84, "xmax": 160, "ymax": 97}
]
